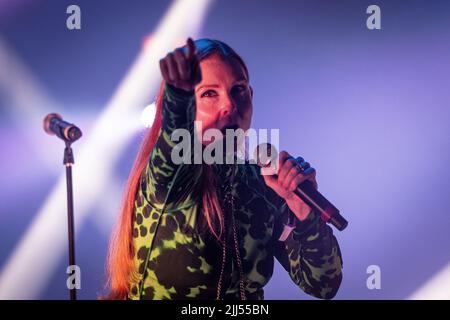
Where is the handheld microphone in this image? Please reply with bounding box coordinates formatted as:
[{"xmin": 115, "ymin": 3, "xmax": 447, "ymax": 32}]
[
  {"xmin": 255, "ymin": 143, "xmax": 348, "ymax": 231},
  {"xmin": 43, "ymin": 113, "xmax": 82, "ymax": 143}
]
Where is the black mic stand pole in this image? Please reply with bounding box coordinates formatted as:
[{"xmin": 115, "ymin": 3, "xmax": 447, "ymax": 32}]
[{"xmin": 64, "ymin": 140, "xmax": 77, "ymax": 300}]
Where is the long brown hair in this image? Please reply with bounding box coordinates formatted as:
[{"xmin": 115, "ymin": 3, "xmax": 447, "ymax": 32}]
[{"xmin": 105, "ymin": 39, "xmax": 249, "ymax": 299}]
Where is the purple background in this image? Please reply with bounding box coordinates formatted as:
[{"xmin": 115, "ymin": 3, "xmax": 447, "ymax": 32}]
[{"xmin": 1, "ymin": 0, "xmax": 449, "ymax": 299}]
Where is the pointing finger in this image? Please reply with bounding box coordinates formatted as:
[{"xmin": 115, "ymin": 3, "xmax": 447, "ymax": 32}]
[{"xmin": 186, "ymin": 37, "xmax": 196, "ymax": 61}]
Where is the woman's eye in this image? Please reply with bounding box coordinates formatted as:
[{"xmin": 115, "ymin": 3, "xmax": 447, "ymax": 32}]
[
  {"xmin": 232, "ymin": 85, "xmax": 247, "ymax": 95},
  {"xmin": 201, "ymin": 90, "xmax": 217, "ymax": 98}
]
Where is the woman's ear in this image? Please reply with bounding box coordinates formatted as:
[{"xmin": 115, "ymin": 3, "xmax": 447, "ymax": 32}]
[{"xmin": 249, "ymin": 85, "xmax": 254, "ymax": 99}]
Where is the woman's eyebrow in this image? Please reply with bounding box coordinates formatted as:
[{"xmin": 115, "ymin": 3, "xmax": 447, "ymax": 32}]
[
  {"xmin": 196, "ymin": 79, "xmax": 248, "ymax": 93},
  {"xmin": 233, "ymin": 79, "xmax": 248, "ymax": 85},
  {"xmin": 196, "ymin": 84, "xmax": 220, "ymax": 92}
]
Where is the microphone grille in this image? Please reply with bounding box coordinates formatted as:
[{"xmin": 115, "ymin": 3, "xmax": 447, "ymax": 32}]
[{"xmin": 43, "ymin": 113, "xmax": 62, "ymax": 135}]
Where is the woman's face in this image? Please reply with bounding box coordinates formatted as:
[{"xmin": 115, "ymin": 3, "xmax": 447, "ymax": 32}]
[{"xmin": 194, "ymin": 53, "xmax": 253, "ymax": 146}]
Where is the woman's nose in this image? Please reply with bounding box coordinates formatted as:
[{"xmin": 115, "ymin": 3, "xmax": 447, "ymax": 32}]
[{"xmin": 219, "ymin": 94, "xmax": 237, "ymax": 117}]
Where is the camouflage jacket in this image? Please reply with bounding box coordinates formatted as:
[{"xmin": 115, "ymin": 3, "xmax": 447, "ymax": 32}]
[{"xmin": 128, "ymin": 84, "xmax": 343, "ymax": 300}]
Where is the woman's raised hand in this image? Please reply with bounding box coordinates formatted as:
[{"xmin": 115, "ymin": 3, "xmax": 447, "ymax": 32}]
[{"xmin": 159, "ymin": 38, "xmax": 202, "ymax": 92}]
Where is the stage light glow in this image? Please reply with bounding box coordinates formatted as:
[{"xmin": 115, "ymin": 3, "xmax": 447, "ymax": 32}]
[
  {"xmin": 408, "ymin": 262, "xmax": 450, "ymax": 300},
  {"xmin": 141, "ymin": 102, "xmax": 156, "ymax": 128},
  {"xmin": 0, "ymin": 0, "xmax": 213, "ymax": 299}
]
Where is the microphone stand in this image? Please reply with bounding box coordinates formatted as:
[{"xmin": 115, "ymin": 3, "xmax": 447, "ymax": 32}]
[{"xmin": 63, "ymin": 140, "xmax": 77, "ymax": 300}]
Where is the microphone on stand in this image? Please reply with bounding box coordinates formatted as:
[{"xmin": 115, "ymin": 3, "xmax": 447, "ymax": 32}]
[
  {"xmin": 43, "ymin": 113, "xmax": 83, "ymax": 300},
  {"xmin": 254, "ymin": 143, "xmax": 348, "ymax": 231},
  {"xmin": 43, "ymin": 113, "xmax": 82, "ymax": 143}
]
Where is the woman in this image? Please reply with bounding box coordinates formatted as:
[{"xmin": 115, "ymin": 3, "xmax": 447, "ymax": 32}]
[{"xmin": 106, "ymin": 38, "xmax": 343, "ymax": 300}]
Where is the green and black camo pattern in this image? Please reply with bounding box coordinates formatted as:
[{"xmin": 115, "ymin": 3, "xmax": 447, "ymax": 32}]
[{"xmin": 128, "ymin": 85, "xmax": 343, "ymax": 300}]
